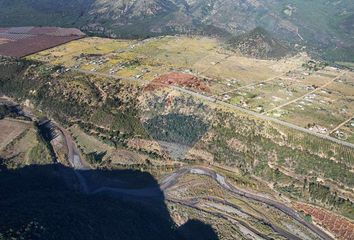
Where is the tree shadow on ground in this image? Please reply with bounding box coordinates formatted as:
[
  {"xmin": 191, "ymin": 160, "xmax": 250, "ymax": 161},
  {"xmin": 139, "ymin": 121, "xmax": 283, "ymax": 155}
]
[{"xmin": 0, "ymin": 164, "xmax": 219, "ymax": 240}]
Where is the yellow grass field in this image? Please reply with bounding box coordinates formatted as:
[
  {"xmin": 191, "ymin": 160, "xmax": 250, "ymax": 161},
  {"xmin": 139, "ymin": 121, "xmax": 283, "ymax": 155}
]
[
  {"xmin": 0, "ymin": 118, "xmax": 31, "ymax": 150},
  {"xmin": 0, "ymin": 118, "xmax": 52, "ymax": 167},
  {"xmin": 28, "ymin": 36, "xmax": 306, "ymax": 87},
  {"xmin": 28, "ymin": 35, "xmax": 354, "ymax": 142}
]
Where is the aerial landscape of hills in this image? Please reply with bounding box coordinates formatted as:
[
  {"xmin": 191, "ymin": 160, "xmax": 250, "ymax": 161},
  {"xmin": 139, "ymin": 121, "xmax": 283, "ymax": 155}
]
[
  {"xmin": 0, "ymin": 0, "xmax": 353, "ymax": 240},
  {"xmin": 1, "ymin": 0, "xmax": 354, "ymax": 62}
]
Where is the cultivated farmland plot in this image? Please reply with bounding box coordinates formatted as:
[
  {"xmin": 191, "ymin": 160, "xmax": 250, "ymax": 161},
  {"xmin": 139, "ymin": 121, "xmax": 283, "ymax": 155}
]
[{"xmin": 0, "ymin": 27, "xmax": 85, "ymax": 58}]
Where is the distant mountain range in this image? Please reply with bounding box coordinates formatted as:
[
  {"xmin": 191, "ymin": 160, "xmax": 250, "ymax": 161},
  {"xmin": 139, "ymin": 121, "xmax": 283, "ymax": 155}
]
[
  {"xmin": 227, "ymin": 27, "xmax": 293, "ymax": 59},
  {"xmin": 0, "ymin": 0, "xmax": 353, "ymax": 61}
]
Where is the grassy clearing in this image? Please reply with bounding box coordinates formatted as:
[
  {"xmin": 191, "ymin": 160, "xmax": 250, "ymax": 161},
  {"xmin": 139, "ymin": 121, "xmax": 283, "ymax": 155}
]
[
  {"xmin": 28, "ymin": 35, "xmax": 306, "ymax": 88},
  {"xmin": 69, "ymin": 125, "xmax": 149, "ymax": 166},
  {"xmin": 0, "ymin": 119, "xmax": 51, "ymax": 168},
  {"xmin": 278, "ymin": 82, "xmax": 354, "ymax": 130},
  {"xmin": 69, "ymin": 124, "xmax": 114, "ymax": 158},
  {"xmin": 0, "ymin": 119, "xmax": 31, "ymax": 150},
  {"xmin": 28, "ymin": 36, "xmax": 221, "ymax": 81},
  {"xmin": 28, "ymin": 37, "xmax": 134, "ymax": 67},
  {"xmin": 336, "ymin": 61, "xmax": 354, "ymax": 70}
]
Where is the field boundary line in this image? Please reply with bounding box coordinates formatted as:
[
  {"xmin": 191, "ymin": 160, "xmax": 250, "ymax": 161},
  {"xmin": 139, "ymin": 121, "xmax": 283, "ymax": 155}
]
[
  {"xmin": 214, "ymin": 66, "xmax": 303, "ymax": 98},
  {"xmin": 330, "ymin": 115, "xmax": 354, "ymax": 134},
  {"xmin": 72, "ymin": 68, "xmax": 354, "ymax": 149},
  {"xmin": 172, "ymin": 86, "xmax": 354, "ymax": 149}
]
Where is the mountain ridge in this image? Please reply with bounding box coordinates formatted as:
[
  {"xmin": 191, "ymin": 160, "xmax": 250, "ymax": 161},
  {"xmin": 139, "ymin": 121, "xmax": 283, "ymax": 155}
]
[
  {"xmin": 0, "ymin": 0, "xmax": 353, "ymax": 62},
  {"xmin": 227, "ymin": 27, "xmax": 293, "ymax": 59}
]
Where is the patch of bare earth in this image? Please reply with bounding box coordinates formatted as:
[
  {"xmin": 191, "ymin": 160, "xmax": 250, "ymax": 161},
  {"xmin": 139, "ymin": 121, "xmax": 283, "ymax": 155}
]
[{"xmin": 145, "ymin": 72, "xmax": 210, "ymax": 92}]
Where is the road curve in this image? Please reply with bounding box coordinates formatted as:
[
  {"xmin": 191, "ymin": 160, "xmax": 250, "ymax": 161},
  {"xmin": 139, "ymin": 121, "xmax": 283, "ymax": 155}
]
[
  {"xmin": 1, "ymin": 90, "xmax": 336, "ymax": 239},
  {"xmin": 170, "ymin": 196, "xmax": 304, "ymax": 240},
  {"xmin": 160, "ymin": 167, "xmax": 334, "ymax": 240},
  {"xmin": 79, "ymin": 166, "xmax": 333, "ymax": 240},
  {"xmin": 1, "ymin": 89, "xmax": 338, "ymax": 238},
  {"xmin": 167, "ymin": 197, "xmax": 275, "ymax": 240}
]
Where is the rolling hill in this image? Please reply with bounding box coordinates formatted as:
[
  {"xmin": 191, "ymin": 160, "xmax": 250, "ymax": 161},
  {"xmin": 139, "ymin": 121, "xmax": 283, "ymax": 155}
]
[{"xmin": 227, "ymin": 27, "xmax": 293, "ymax": 59}]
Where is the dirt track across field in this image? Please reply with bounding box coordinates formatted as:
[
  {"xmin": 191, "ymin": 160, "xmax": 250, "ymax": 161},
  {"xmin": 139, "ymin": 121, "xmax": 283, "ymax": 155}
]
[{"xmin": 74, "ymin": 69, "xmax": 354, "ymax": 150}]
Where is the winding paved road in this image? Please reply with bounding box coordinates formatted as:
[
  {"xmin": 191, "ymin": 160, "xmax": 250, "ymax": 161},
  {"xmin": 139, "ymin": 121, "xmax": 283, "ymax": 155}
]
[
  {"xmin": 73, "ymin": 165, "xmax": 333, "ymax": 240},
  {"xmin": 169, "ymin": 167, "xmax": 333, "ymax": 240},
  {"xmin": 1, "ymin": 84, "xmax": 339, "ymax": 239}
]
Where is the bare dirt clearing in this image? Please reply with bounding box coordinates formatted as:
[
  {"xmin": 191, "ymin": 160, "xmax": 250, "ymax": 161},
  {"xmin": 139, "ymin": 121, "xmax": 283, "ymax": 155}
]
[{"xmin": 145, "ymin": 73, "xmax": 210, "ymax": 93}]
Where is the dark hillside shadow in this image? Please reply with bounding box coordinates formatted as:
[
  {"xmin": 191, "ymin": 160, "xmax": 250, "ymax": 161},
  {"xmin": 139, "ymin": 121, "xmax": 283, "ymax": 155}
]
[
  {"xmin": 0, "ymin": 164, "xmax": 219, "ymax": 240},
  {"xmin": 178, "ymin": 219, "xmax": 220, "ymax": 240}
]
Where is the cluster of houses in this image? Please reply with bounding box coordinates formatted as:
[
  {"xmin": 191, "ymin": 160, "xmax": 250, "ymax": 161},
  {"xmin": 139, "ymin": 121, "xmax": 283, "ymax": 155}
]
[{"xmin": 309, "ymin": 125, "xmax": 329, "ymax": 135}]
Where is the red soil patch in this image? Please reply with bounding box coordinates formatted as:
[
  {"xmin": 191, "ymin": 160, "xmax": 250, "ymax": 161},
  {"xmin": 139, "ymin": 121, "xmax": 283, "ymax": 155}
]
[
  {"xmin": 145, "ymin": 73, "xmax": 210, "ymax": 93},
  {"xmin": 293, "ymin": 202, "xmax": 354, "ymax": 240},
  {"xmin": 0, "ymin": 27, "xmax": 85, "ymax": 58}
]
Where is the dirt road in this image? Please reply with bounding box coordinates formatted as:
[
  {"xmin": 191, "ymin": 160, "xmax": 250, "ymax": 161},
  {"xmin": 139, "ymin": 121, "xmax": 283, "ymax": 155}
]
[
  {"xmin": 173, "ymin": 86, "xmax": 354, "ymax": 149},
  {"xmin": 72, "ymin": 69, "xmax": 354, "ymax": 149},
  {"xmin": 265, "ymin": 73, "xmax": 343, "ymax": 113}
]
